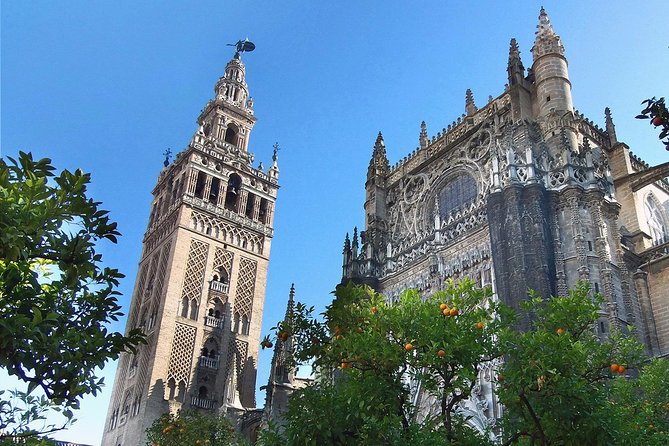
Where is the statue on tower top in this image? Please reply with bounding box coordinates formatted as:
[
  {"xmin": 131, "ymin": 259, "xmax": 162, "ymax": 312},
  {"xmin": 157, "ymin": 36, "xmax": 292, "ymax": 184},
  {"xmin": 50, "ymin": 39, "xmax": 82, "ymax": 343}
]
[{"xmin": 228, "ymin": 38, "xmax": 256, "ymax": 59}]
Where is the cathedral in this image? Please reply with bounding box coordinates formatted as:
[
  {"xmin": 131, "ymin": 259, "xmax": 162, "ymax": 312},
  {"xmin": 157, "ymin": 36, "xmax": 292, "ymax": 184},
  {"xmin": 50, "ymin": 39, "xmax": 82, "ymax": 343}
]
[
  {"xmin": 102, "ymin": 41, "xmax": 278, "ymax": 446},
  {"xmin": 101, "ymin": 7, "xmax": 669, "ymax": 445},
  {"xmin": 342, "ymin": 7, "xmax": 669, "ymax": 436}
]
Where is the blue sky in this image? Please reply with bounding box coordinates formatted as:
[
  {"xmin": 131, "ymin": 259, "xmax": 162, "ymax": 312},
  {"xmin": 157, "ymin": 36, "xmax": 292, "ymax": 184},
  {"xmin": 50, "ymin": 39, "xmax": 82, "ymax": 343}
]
[{"xmin": 2, "ymin": 1, "xmax": 668, "ymax": 443}]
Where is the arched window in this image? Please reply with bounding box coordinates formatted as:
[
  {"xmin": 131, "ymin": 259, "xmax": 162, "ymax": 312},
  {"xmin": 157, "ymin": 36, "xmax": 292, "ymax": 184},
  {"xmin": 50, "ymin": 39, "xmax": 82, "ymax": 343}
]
[
  {"xmin": 167, "ymin": 378, "xmax": 176, "ymax": 400},
  {"xmin": 437, "ymin": 174, "xmax": 477, "ymax": 219},
  {"xmin": 199, "ymin": 386, "xmax": 208, "ymax": 398},
  {"xmin": 189, "ymin": 299, "xmax": 199, "ymax": 320},
  {"xmin": 208, "ymin": 177, "xmax": 220, "ymax": 204},
  {"xmin": 224, "ymin": 125, "xmax": 238, "ymax": 146},
  {"xmin": 194, "ymin": 171, "xmax": 207, "ymax": 199},
  {"xmin": 181, "ymin": 297, "xmax": 189, "ymax": 318},
  {"xmin": 177, "ymin": 381, "xmax": 186, "ymax": 402},
  {"xmin": 644, "ymin": 194, "xmax": 669, "ymax": 246},
  {"xmin": 225, "ymin": 174, "xmax": 242, "ymax": 211},
  {"xmin": 233, "ymin": 312, "xmax": 241, "ymax": 333},
  {"xmin": 241, "ymin": 315, "xmax": 249, "ymax": 335}
]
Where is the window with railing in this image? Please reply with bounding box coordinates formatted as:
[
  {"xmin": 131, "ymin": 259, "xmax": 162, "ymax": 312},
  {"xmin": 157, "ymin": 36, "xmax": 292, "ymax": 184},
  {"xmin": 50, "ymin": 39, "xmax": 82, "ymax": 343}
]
[
  {"xmin": 191, "ymin": 396, "xmax": 216, "ymax": 409},
  {"xmin": 199, "ymin": 355, "xmax": 220, "ymax": 369},
  {"xmin": 204, "ymin": 315, "xmax": 225, "ymax": 329}
]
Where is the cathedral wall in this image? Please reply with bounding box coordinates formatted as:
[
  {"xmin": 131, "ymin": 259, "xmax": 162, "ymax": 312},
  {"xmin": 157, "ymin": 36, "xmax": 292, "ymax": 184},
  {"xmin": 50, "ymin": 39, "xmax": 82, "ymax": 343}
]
[{"xmin": 646, "ymin": 258, "xmax": 669, "ymax": 355}]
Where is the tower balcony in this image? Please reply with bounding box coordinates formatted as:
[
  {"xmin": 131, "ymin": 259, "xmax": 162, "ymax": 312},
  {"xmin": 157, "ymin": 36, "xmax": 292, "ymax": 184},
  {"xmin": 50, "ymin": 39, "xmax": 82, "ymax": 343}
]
[
  {"xmin": 209, "ymin": 280, "xmax": 229, "ymax": 294},
  {"xmin": 204, "ymin": 315, "xmax": 225, "ymax": 330},
  {"xmin": 199, "ymin": 355, "xmax": 220, "ymax": 370},
  {"xmin": 191, "ymin": 396, "xmax": 216, "ymax": 410}
]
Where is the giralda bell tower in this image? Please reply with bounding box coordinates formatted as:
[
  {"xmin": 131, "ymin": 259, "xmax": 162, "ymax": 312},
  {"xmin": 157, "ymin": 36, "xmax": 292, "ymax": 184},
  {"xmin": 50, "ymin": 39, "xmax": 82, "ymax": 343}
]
[{"xmin": 102, "ymin": 40, "xmax": 279, "ymax": 446}]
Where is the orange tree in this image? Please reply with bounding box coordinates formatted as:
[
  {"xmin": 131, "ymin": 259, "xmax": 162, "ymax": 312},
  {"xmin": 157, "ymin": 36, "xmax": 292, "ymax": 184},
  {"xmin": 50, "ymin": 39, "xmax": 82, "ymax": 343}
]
[
  {"xmin": 260, "ymin": 279, "xmax": 509, "ymax": 445},
  {"xmin": 636, "ymin": 96, "xmax": 669, "ymax": 150},
  {"xmin": 145, "ymin": 410, "xmax": 244, "ymax": 446},
  {"xmin": 496, "ymin": 282, "xmax": 659, "ymax": 445}
]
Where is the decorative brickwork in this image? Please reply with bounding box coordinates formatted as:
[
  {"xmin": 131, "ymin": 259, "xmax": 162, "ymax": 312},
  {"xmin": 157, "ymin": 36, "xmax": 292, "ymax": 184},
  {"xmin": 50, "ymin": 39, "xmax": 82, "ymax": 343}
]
[
  {"xmin": 180, "ymin": 239, "xmax": 209, "ymax": 303},
  {"xmin": 234, "ymin": 257, "xmax": 257, "ymax": 318},
  {"xmin": 167, "ymin": 323, "xmax": 197, "ymax": 384}
]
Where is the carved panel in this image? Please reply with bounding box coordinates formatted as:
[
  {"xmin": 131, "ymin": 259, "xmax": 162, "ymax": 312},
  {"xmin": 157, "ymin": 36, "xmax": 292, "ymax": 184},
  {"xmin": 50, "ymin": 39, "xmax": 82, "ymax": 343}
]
[
  {"xmin": 180, "ymin": 239, "xmax": 209, "ymax": 303},
  {"xmin": 166, "ymin": 323, "xmax": 197, "ymax": 384},
  {"xmin": 234, "ymin": 257, "xmax": 257, "ymax": 318}
]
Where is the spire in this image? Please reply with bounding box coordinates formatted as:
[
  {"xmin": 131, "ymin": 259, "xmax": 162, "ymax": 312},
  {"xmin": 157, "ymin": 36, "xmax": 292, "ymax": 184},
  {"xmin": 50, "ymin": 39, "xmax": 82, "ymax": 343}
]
[
  {"xmin": 605, "ymin": 107, "xmax": 618, "ymax": 145},
  {"xmin": 269, "ymin": 142, "xmax": 280, "ymax": 180},
  {"xmin": 284, "ymin": 283, "xmax": 295, "ymax": 322},
  {"xmin": 343, "ymin": 232, "xmax": 351, "ymax": 253},
  {"xmin": 532, "ymin": 7, "xmax": 565, "ymax": 61},
  {"xmin": 419, "ymin": 121, "xmax": 428, "ymax": 149},
  {"xmin": 367, "ymin": 132, "xmax": 390, "ymax": 181},
  {"xmin": 465, "ymin": 89, "xmax": 478, "ymax": 116},
  {"xmin": 507, "ymin": 38, "xmax": 525, "ymax": 86}
]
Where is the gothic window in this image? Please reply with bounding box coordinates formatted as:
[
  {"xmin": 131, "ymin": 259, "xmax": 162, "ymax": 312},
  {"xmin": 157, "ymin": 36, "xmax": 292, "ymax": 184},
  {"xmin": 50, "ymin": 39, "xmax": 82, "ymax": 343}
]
[
  {"xmin": 194, "ymin": 171, "xmax": 207, "ymax": 199},
  {"xmin": 209, "ymin": 177, "xmax": 220, "ymax": 204},
  {"xmin": 225, "ymin": 174, "xmax": 242, "ymax": 211},
  {"xmin": 437, "ymin": 174, "xmax": 477, "ymax": 219},
  {"xmin": 172, "ymin": 178, "xmax": 181, "ymax": 203},
  {"xmin": 202, "ymin": 338, "xmax": 218, "ymax": 358},
  {"xmin": 224, "ymin": 125, "xmax": 238, "ymax": 146},
  {"xmin": 644, "ymin": 194, "xmax": 669, "ymax": 246}
]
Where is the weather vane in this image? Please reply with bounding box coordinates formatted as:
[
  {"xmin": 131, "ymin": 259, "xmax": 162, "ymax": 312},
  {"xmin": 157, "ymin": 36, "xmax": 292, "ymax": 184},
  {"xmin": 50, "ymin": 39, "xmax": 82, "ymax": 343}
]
[
  {"xmin": 272, "ymin": 142, "xmax": 280, "ymax": 162},
  {"xmin": 163, "ymin": 148, "xmax": 172, "ymax": 167},
  {"xmin": 227, "ymin": 38, "xmax": 255, "ymax": 58}
]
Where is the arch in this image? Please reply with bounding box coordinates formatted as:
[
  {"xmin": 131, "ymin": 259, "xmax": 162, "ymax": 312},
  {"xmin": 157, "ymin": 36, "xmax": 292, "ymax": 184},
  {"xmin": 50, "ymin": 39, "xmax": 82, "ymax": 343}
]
[
  {"xmin": 198, "ymin": 386, "xmax": 208, "ymax": 398},
  {"xmin": 177, "ymin": 380, "xmax": 186, "ymax": 402},
  {"xmin": 241, "ymin": 314, "xmax": 250, "ymax": 335},
  {"xmin": 181, "ymin": 296, "xmax": 189, "ymax": 318},
  {"xmin": 644, "ymin": 193, "xmax": 669, "ymax": 246},
  {"xmin": 194, "ymin": 171, "xmax": 207, "ymax": 199},
  {"xmin": 224, "ymin": 124, "xmax": 238, "ymax": 146},
  {"xmin": 225, "ymin": 174, "xmax": 242, "ymax": 211},
  {"xmin": 189, "ymin": 299, "xmax": 199, "ymax": 320},
  {"xmin": 233, "ymin": 312, "xmax": 241, "ymax": 333},
  {"xmin": 167, "ymin": 378, "xmax": 176, "ymax": 400},
  {"xmin": 208, "ymin": 177, "xmax": 220, "ymax": 204}
]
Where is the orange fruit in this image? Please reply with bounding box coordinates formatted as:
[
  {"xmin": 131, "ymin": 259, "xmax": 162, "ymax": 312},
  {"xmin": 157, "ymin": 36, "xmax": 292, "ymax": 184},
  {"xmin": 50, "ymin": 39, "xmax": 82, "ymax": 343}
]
[
  {"xmin": 405, "ymin": 343, "xmax": 413, "ymax": 351},
  {"xmin": 442, "ymin": 308, "xmax": 450, "ymax": 316},
  {"xmin": 440, "ymin": 303, "xmax": 447, "ymax": 310},
  {"xmin": 437, "ymin": 349, "xmax": 445, "ymax": 358},
  {"xmin": 498, "ymin": 373, "xmax": 505, "ymax": 382},
  {"xmin": 476, "ymin": 322, "xmax": 484, "ymax": 330},
  {"xmin": 556, "ymin": 328, "xmax": 564, "ymax": 335},
  {"xmin": 449, "ymin": 308, "xmax": 458, "ymax": 316},
  {"xmin": 334, "ymin": 326, "xmax": 342, "ymax": 335},
  {"xmin": 371, "ymin": 306, "xmax": 378, "ymax": 314},
  {"xmin": 652, "ymin": 116, "xmax": 664, "ymax": 126},
  {"xmin": 610, "ymin": 363, "xmax": 619, "ymax": 373},
  {"xmin": 618, "ymin": 365, "xmax": 626, "ymax": 374},
  {"xmin": 335, "ymin": 335, "xmax": 343, "ymax": 341}
]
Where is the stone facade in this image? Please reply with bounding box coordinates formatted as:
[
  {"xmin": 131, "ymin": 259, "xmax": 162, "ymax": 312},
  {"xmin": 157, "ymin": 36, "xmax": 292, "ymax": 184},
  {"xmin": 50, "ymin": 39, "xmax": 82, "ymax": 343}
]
[
  {"xmin": 342, "ymin": 8, "xmax": 669, "ymax": 438},
  {"xmin": 101, "ymin": 48, "xmax": 279, "ymax": 446}
]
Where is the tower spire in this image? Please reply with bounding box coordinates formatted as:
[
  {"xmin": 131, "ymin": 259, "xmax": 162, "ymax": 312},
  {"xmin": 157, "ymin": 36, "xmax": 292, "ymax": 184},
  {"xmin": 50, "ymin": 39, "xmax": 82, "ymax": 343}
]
[
  {"xmin": 532, "ymin": 7, "xmax": 565, "ymax": 61},
  {"xmin": 367, "ymin": 132, "xmax": 390, "ymax": 181}
]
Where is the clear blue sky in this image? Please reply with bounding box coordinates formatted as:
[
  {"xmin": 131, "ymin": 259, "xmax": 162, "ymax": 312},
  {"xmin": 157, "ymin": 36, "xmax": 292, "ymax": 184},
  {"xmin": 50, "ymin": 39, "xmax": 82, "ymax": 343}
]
[{"xmin": 2, "ymin": 1, "xmax": 668, "ymax": 443}]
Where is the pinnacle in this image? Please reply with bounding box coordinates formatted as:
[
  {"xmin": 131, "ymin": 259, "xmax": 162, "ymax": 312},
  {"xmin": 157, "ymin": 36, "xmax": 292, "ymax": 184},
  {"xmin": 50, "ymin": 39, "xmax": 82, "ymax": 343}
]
[{"xmin": 465, "ymin": 89, "xmax": 478, "ymax": 116}]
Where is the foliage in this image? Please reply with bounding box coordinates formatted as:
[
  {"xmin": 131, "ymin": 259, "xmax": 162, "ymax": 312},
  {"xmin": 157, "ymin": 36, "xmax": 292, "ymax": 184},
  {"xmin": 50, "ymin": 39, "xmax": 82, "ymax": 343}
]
[
  {"xmin": 602, "ymin": 358, "xmax": 669, "ymax": 445},
  {"xmin": 0, "ymin": 152, "xmax": 145, "ymax": 438},
  {"xmin": 636, "ymin": 96, "xmax": 669, "ymax": 149},
  {"xmin": 497, "ymin": 282, "xmax": 651, "ymax": 445},
  {"xmin": 260, "ymin": 279, "xmax": 508, "ymax": 445},
  {"xmin": 145, "ymin": 410, "xmax": 245, "ymax": 446}
]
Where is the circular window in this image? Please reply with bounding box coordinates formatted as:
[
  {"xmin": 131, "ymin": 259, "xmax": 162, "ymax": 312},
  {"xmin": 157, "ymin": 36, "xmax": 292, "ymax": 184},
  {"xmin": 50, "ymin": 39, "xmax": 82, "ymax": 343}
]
[{"xmin": 437, "ymin": 174, "xmax": 477, "ymax": 219}]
